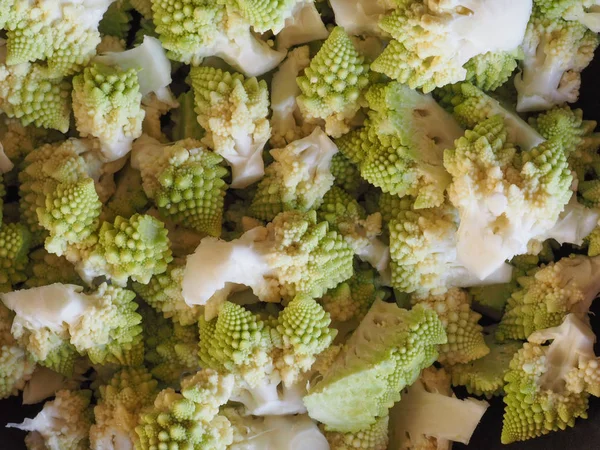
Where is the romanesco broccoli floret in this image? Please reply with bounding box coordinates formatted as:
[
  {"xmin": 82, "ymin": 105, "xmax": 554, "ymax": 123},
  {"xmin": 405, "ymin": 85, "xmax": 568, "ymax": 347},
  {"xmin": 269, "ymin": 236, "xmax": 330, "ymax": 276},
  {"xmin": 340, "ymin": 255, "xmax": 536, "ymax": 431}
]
[
  {"xmin": 90, "ymin": 366, "xmax": 158, "ymax": 450},
  {"xmin": 389, "ymin": 366, "xmax": 489, "ymax": 449},
  {"xmin": 79, "ymin": 213, "xmax": 173, "ymax": 285},
  {"xmin": 535, "ymin": 0, "xmax": 600, "ymax": 32},
  {"xmin": 8, "ymin": 389, "xmax": 93, "ymax": 450},
  {"xmin": 463, "ymin": 49, "xmax": 522, "ymax": 92},
  {"xmin": 514, "ymin": 5, "xmax": 599, "ymax": 112},
  {"xmin": 502, "ymin": 314, "xmax": 600, "ymax": 443},
  {"xmin": 1, "ymin": 0, "xmax": 113, "ymax": 77},
  {"xmin": 25, "ymin": 248, "xmax": 82, "ymax": 288},
  {"xmin": 250, "ymin": 127, "xmax": 338, "ymax": 221},
  {"xmin": 135, "ymin": 370, "xmax": 234, "ymax": 450},
  {"xmin": 104, "ymin": 163, "xmax": 149, "ymax": 220},
  {"xmin": 450, "ymin": 333, "xmax": 522, "ymax": 398},
  {"xmin": 151, "ymin": 0, "xmax": 285, "ymax": 75},
  {"xmin": 131, "ymin": 0, "xmax": 153, "ymax": 19},
  {"xmin": 171, "ymin": 91, "xmax": 205, "ymax": 141},
  {"xmin": 304, "ymin": 300, "xmax": 446, "ymax": 432},
  {"xmin": 132, "ymin": 136, "xmax": 229, "ymax": 236},
  {"xmin": 444, "ymin": 115, "xmax": 573, "ymax": 280},
  {"xmin": 324, "ymin": 414, "xmax": 389, "ymax": 450},
  {"xmin": 133, "ymin": 261, "xmax": 203, "ymax": 326},
  {"xmin": 72, "ymin": 62, "xmax": 145, "ymax": 162},
  {"xmin": 371, "ymin": 0, "xmax": 532, "ymax": 92},
  {"xmin": 189, "ymin": 66, "xmax": 271, "ymax": 188},
  {"xmin": 497, "ymin": 254, "xmax": 600, "ymax": 341},
  {"xmin": 224, "ymin": 0, "xmax": 306, "ymax": 34},
  {"xmin": 0, "ymin": 117, "xmax": 63, "ymax": 165},
  {"xmin": 98, "ymin": 0, "xmax": 133, "ymax": 40},
  {"xmin": 0, "ymin": 223, "xmax": 31, "ymax": 292},
  {"xmin": 412, "ymin": 288, "xmax": 489, "ymax": 365},
  {"xmin": 296, "ymin": 26, "xmax": 370, "ymax": 138},
  {"xmin": 140, "ymin": 305, "xmax": 200, "ymax": 384},
  {"xmin": 330, "ymin": 152, "xmax": 365, "ymax": 194}
]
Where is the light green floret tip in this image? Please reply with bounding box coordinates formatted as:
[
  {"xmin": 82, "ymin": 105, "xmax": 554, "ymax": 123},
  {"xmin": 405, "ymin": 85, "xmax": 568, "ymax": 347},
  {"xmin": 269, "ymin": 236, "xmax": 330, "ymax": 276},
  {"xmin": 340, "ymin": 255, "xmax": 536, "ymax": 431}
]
[
  {"xmin": 141, "ymin": 306, "xmax": 200, "ymax": 384},
  {"xmin": 269, "ymin": 210, "xmax": 355, "ymax": 300},
  {"xmin": 324, "ymin": 414, "xmax": 389, "ymax": 450},
  {"xmin": 297, "ymin": 27, "xmax": 370, "ymax": 138},
  {"xmin": 85, "ymin": 213, "xmax": 173, "ymax": 285},
  {"xmin": 25, "ymin": 248, "xmax": 83, "ymax": 288},
  {"xmin": 321, "ymin": 264, "xmax": 387, "ymax": 322},
  {"xmin": 304, "ymin": 300, "xmax": 447, "ymax": 433},
  {"xmin": 133, "ymin": 261, "xmax": 203, "ymax": 326},
  {"xmin": 0, "ymin": 63, "xmax": 72, "ymax": 133},
  {"xmin": 135, "ymin": 370, "xmax": 234, "ymax": 450},
  {"xmin": 450, "ymin": 333, "xmax": 522, "ymax": 398},
  {"xmin": 72, "ymin": 62, "xmax": 144, "ymax": 156},
  {"xmin": 38, "ymin": 178, "xmax": 102, "ymax": 256},
  {"xmin": 69, "ymin": 283, "xmax": 144, "ymax": 366},
  {"xmin": 0, "ymin": 223, "xmax": 31, "ymax": 293},
  {"xmin": 464, "ymin": 50, "xmax": 521, "ymax": 92},
  {"xmin": 412, "ymin": 288, "xmax": 489, "ymax": 366}
]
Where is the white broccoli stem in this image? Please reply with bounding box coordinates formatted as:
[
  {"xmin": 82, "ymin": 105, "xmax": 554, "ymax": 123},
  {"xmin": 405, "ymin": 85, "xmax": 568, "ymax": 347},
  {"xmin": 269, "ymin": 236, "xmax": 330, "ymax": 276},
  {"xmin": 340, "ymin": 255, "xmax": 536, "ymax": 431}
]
[
  {"xmin": 389, "ymin": 378, "xmax": 489, "ymax": 446},
  {"xmin": 220, "ymin": 131, "xmax": 267, "ymax": 189},
  {"xmin": 99, "ymin": 136, "xmax": 136, "ymax": 162},
  {"xmin": 95, "ymin": 36, "xmax": 172, "ymax": 99},
  {"xmin": 483, "ymin": 99, "xmax": 545, "ymax": 151},
  {"xmin": 231, "ymin": 378, "xmax": 307, "ymax": 416},
  {"xmin": 276, "ymin": 2, "xmax": 329, "ymax": 49},
  {"xmin": 355, "ymin": 237, "xmax": 390, "ymax": 274},
  {"xmin": 529, "ymin": 314, "xmax": 597, "ymax": 392},
  {"xmin": 0, "ymin": 143, "xmax": 14, "ymax": 173},
  {"xmin": 551, "ymin": 255, "xmax": 600, "ymax": 317},
  {"xmin": 264, "ymin": 415, "xmax": 329, "ymax": 450},
  {"xmin": 447, "ymin": 262, "xmax": 513, "ymax": 289},
  {"xmin": 329, "ymin": 0, "xmax": 390, "ymax": 36}
]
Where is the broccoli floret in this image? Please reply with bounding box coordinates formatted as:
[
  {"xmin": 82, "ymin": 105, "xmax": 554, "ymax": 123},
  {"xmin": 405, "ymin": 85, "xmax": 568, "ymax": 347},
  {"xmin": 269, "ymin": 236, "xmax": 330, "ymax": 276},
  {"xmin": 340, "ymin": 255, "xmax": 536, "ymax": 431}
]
[
  {"xmin": 171, "ymin": 91, "xmax": 205, "ymax": 141},
  {"xmin": 463, "ymin": 49, "xmax": 522, "ymax": 92},
  {"xmin": 189, "ymin": 66, "xmax": 271, "ymax": 188},
  {"xmin": 0, "ymin": 223, "xmax": 31, "ymax": 293},
  {"xmin": 98, "ymin": 0, "xmax": 133, "ymax": 40},
  {"xmin": 25, "ymin": 248, "xmax": 82, "ymax": 288},
  {"xmin": 324, "ymin": 414, "xmax": 389, "ymax": 450}
]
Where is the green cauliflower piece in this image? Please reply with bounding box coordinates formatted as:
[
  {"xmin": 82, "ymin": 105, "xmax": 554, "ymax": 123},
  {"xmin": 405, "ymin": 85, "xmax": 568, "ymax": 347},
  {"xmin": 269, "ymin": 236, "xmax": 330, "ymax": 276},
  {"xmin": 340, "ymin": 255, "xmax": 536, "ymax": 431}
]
[
  {"xmin": 0, "ymin": 0, "xmax": 112, "ymax": 77},
  {"xmin": 104, "ymin": 163, "xmax": 149, "ymax": 221},
  {"xmin": 171, "ymin": 91, "xmax": 205, "ymax": 141},
  {"xmin": 7, "ymin": 389, "xmax": 93, "ymax": 450},
  {"xmin": 502, "ymin": 314, "xmax": 600, "ymax": 443},
  {"xmin": 463, "ymin": 49, "xmax": 521, "ymax": 92},
  {"xmin": 0, "ymin": 223, "xmax": 32, "ymax": 293},
  {"xmin": 25, "ymin": 248, "xmax": 83, "ymax": 288},
  {"xmin": 135, "ymin": 370, "xmax": 234, "ymax": 450},
  {"xmin": 81, "ymin": 213, "xmax": 173, "ymax": 285},
  {"xmin": 72, "ymin": 62, "xmax": 145, "ymax": 162},
  {"xmin": 497, "ymin": 255, "xmax": 600, "ymax": 341},
  {"xmin": 225, "ymin": 0, "xmax": 305, "ymax": 33},
  {"xmin": 444, "ymin": 115, "xmax": 573, "ymax": 280},
  {"xmin": 296, "ymin": 27, "xmax": 370, "ymax": 138},
  {"xmin": 514, "ymin": 5, "xmax": 599, "ymax": 112},
  {"xmin": 189, "ymin": 66, "xmax": 271, "ymax": 188},
  {"xmin": 336, "ymin": 82, "xmax": 463, "ymax": 209},
  {"xmin": 330, "ymin": 152, "xmax": 365, "ymax": 194},
  {"xmin": 133, "ymin": 261, "xmax": 203, "ymax": 326},
  {"xmin": 535, "ymin": 0, "xmax": 600, "ymax": 32},
  {"xmin": 324, "ymin": 415, "xmax": 389, "ymax": 450},
  {"xmin": 412, "ymin": 288, "xmax": 489, "ymax": 365},
  {"xmin": 98, "ymin": 0, "xmax": 133, "ymax": 40},
  {"xmin": 372, "ymin": 0, "xmax": 532, "ymax": 92},
  {"xmin": 450, "ymin": 333, "xmax": 522, "ymax": 398},
  {"xmin": 250, "ymin": 127, "xmax": 338, "ymax": 221},
  {"xmin": 303, "ymin": 300, "xmax": 446, "ymax": 432},
  {"xmin": 151, "ymin": 0, "xmax": 285, "ymax": 75},
  {"xmin": 0, "ymin": 117, "xmax": 64, "ymax": 168},
  {"xmin": 0, "ymin": 60, "xmax": 72, "ymax": 133},
  {"xmin": 132, "ymin": 136, "xmax": 229, "ymax": 237},
  {"xmin": 141, "ymin": 305, "xmax": 200, "ymax": 384},
  {"xmin": 90, "ymin": 367, "xmax": 158, "ymax": 450}
]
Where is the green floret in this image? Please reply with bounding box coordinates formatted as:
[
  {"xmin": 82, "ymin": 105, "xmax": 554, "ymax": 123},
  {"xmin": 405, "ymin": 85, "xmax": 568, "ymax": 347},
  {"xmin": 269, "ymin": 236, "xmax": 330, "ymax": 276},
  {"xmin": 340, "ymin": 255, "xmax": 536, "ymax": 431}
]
[
  {"xmin": 444, "ymin": 115, "xmax": 573, "ymax": 280},
  {"xmin": 135, "ymin": 370, "xmax": 234, "ymax": 450},
  {"xmin": 1, "ymin": 0, "xmax": 112, "ymax": 77},
  {"xmin": 325, "ymin": 415, "xmax": 389, "ymax": 450},
  {"xmin": 82, "ymin": 213, "xmax": 173, "ymax": 285},
  {"xmin": 412, "ymin": 288, "xmax": 489, "ymax": 365},
  {"xmin": 98, "ymin": 0, "xmax": 133, "ymax": 39},
  {"xmin": 0, "ymin": 223, "xmax": 31, "ymax": 292},
  {"xmin": 133, "ymin": 261, "xmax": 203, "ymax": 326},
  {"xmin": 133, "ymin": 137, "xmax": 229, "ymax": 236},
  {"xmin": 464, "ymin": 50, "xmax": 521, "ymax": 92},
  {"xmin": 151, "ymin": 0, "xmax": 285, "ymax": 76},
  {"xmin": 68, "ymin": 283, "xmax": 144, "ymax": 366},
  {"xmin": 502, "ymin": 314, "xmax": 600, "ymax": 444},
  {"xmin": 8, "ymin": 389, "xmax": 93, "ymax": 450},
  {"xmin": 226, "ymin": 0, "xmax": 304, "ymax": 33},
  {"xmin": 0, "ymin": 117, "xmax": 63, "ymax": 164},
  {"xmin": 141, "ymin": 306, "xmax": 200, "ymax": 384},
  {"xmin": 515, "ymin": 8, "xmax": 599, "ymax": 112},
  {"xmin": 321, "ymin": 264, "xmax": 387, "ymax": 323},
  {"xmin": 450, "ymin": 333, "xmax": 522, "ymax": 398},
  {"xmin": 104, "ymin": 163, "xmax": 149, "ymax": 220},
  {"xmin": 0, "ymin": 62, "xmax": 72, "ymax": 133},
  {"xmin": 172, "ymin": 91, "xmax": 205, "ymax": 141},
  {"xmin": 90, "ymin": 366, "xmax": 158, "ymax": 450},
  {"xmin": 377, "ymin": 192, "xmax": 412, "ymax": 225},
  {"xmin": 131, "ymin": 0, "xmax": 153, "ymax": 19},
  {"xmin": 304, "ymin": 300, "xmax": 446, "ymax": 432},
  {"xmin": 189, "ymin": 66, "xmax": 271, "ymax": 189},
  {"xmin": 296, "ymin": 27, "xmax": 370, "ymax": 138},
  {"xmin": 250, "ymin": 127, "xmax": 338, "ymax": 221},
  {"xmin": 72, "ymin": 62, "xmax": 145, "ymax": 160},
  {"xmin": 25, "ymin": 248, "xmax": 83, "ymax": 288},
  {"xmin": 330, "ymin": 152, "xmax": 364, "ymax": 194},
  {"xmin": 497, "ymin": 255, "xmax": 600, "ymax": 341},
  {"xmin": 534, "ymin": 0, "xmax": 600, "ymax": 31}
]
